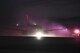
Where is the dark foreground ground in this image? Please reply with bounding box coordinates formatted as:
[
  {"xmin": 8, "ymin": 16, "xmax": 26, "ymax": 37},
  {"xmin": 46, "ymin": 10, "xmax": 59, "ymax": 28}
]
[{"xmin": 0, "ymin": 36, "xmax": 80, "ymax": 53}]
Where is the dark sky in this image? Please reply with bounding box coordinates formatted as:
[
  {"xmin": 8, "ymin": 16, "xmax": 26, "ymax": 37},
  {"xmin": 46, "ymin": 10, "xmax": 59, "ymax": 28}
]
[{"xmin": 1, "ymin": 0, "xmax": 80, "ymax": 26}]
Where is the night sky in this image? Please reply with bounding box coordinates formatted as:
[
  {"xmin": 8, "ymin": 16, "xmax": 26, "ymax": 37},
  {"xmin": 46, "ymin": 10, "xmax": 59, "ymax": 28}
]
[
  {"xmin": 1, "ymin": 0, "xmax": 80, "ymax": 27},
  {"xmin": 0, "ymin": 0, "xmax": 80, "ymax": 51}
]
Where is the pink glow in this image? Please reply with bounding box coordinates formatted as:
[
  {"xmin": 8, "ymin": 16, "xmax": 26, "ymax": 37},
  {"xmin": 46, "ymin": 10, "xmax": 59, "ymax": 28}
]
[{"xmin": 74, "ymin": 29, "xmax": 80, "ymax": 34}]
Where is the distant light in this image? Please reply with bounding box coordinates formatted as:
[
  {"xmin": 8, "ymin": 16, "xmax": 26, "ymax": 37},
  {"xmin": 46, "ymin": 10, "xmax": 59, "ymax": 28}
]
[
  {"xmin": 27, "ymin": 31, "xmax": 56, "ymax": 39},
  {"xmin": 16, "ymin": 24, "xmax": 19, "ymax": 26},
  {"xmin": 33, "ymin": 23, "xmax": 37, "ymax": 25},
  {"xmin": 36, "ymin": 35, "xmax": 42, "ymax": 40},
  {"xmin": 34, "ymin": 31, "xmax": 43, "ymax": 40},
  {"xmin": 74, "ymin": 29, "xmax": 80, "ymax": 34}
]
